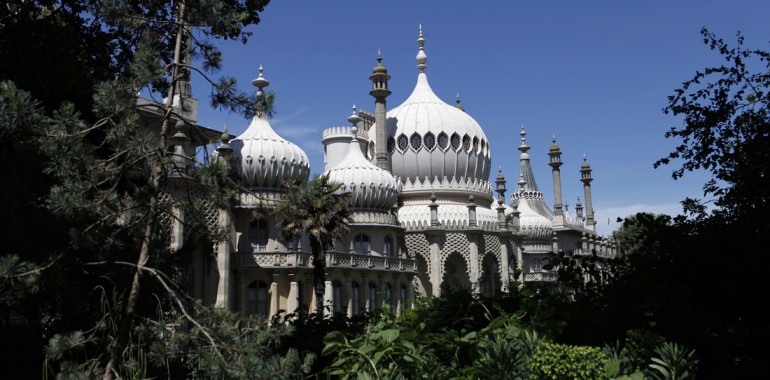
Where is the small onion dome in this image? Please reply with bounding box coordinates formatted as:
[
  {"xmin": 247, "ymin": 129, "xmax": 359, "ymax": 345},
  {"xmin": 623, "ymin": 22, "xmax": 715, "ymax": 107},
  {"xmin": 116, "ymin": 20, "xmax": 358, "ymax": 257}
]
[
  {"xmin": 325, "ymin": 113, "xmax": 399, "ymax": 210},
  {"xmin": 230, "ymin": 114, "xmax": 310, "ymax": 187},
  {"xmin": 229, "ymin": 66, "xmax": 310, "ymax": 188},
  {"xmin": 549, "ymin": 135, "xmax": 561, "ymax": 154},
  {"xmin": 581, "ymin": 154, "xmax": 591, "ymax": 169},
  {"xmin": 372, "ymin": 49, "xmax": 388, "ymax": 74},
  {"xmin": 514, "ymin": 198, "xmax": 554, "ymax": 242}
]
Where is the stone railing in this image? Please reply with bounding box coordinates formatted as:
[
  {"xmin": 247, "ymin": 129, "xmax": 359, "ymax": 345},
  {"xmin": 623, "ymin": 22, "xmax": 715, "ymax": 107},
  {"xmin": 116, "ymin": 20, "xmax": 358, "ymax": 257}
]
[
  {"xmin": 523, "ymin": 271, "xmax": 558, "ymax": 282},
  {"xmin": 322, "ymin": 126, "xmax": 369, "ymax": 140},
  {"xmin": 238, "ymin": 251, "xmax": 417, "ymax": 273}
]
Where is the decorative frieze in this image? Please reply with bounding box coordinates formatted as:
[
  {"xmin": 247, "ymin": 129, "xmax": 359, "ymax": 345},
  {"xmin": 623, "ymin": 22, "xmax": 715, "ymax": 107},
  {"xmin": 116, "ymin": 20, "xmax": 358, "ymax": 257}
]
[{"xmin": 238, "ymin": 252, "xmax": 417, "ymax": 273}]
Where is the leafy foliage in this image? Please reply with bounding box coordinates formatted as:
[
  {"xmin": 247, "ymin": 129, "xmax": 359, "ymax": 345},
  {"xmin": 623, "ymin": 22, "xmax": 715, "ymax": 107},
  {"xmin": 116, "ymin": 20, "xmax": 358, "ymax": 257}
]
[
  {"xmin": 528, "ymin": 343, "xmax": 609, "ymax": 380},
  {"xmin": 655, "ymin": 28, "xmax": 770, "ymax": 223},
  {"xmin": 277, "ymin": 175, "xmax": 351, "ymax": 314},
  {"xmin": 647, "ymin": 342, "xmax": 698, "ymax": 380}
]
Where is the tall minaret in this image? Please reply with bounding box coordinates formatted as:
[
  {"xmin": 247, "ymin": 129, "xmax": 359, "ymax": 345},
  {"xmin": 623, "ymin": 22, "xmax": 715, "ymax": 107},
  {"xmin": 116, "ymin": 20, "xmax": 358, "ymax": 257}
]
[
  {"xmin": 549, "ymin": 135, "xmax": 565, "ymax": 227},
  {"xmin": 370, "ymin": 49, "xmax": 392, "ymax": 171},
  {"xmin": 580, "ymin": 155, "xmax": 596, "ymax": 232}
]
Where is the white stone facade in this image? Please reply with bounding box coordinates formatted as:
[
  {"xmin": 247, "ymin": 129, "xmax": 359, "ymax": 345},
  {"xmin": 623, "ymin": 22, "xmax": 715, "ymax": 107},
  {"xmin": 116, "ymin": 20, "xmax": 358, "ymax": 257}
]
[{"xmin": 164, "ymin": 29, "xmax": 617, "ymax": 319}]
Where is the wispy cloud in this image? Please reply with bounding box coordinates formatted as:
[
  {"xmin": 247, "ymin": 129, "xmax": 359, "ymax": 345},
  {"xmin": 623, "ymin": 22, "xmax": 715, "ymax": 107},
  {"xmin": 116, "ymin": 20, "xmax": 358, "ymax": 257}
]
[{"xmin": 271, "ymin": 106, "xmax": 310, "ymax": 125}]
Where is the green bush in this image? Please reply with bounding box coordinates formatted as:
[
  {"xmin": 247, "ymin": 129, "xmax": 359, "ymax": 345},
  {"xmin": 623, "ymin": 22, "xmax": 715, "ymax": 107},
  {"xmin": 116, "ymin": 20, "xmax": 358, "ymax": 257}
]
[{"xmin": 529, "ymin": 343, "xmax": 608, "ymax": 380}]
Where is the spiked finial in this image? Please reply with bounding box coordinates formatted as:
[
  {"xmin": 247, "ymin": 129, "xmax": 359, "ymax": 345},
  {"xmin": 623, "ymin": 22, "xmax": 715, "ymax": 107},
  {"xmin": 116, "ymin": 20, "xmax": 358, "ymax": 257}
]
[
  {"xmin": 416, "ymin": 24, "xmax": 428, "ymax": 72},
  {"xmin": 518, "ymin": 125, "xmax": 530, "ymax": 153},
  {"xmin": 377, "ymin": 48, "xmax": 382, "ymax": 63},
  {"xmin": 347, "ymin": 104, "xmax": 361, "ymax": 136},
  {"xmin": 251, "ymin": 64, "xmax": 270, "ymax": 89}
]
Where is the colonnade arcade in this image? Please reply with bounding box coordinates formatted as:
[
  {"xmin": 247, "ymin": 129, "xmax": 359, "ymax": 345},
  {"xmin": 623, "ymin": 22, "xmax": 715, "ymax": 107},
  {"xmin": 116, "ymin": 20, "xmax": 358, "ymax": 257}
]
[{"xmin": 235, "ymin": 268, "xmax": 414, "ymax": 318}]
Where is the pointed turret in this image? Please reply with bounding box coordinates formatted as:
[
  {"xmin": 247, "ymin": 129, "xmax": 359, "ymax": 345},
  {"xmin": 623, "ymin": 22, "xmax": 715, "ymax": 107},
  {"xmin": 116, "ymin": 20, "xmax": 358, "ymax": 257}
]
[
  {"xmin": 370, "ymin": 50, "xmax": 392, "ymax": 172},
  {"xmin": 580, "ymin": 155, "xmax": 595, "ymax": 232},
  {"xmin": 548, "ymin": 135, "xmax": 565, "ymax": 226}
]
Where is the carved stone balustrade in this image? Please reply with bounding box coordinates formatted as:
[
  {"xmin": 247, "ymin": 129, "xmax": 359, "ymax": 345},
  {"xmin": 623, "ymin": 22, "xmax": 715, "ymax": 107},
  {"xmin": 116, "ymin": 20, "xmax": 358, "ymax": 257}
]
[{"xmin": 238, "ymin": 251, "xmax": 417, "ymax": 273}]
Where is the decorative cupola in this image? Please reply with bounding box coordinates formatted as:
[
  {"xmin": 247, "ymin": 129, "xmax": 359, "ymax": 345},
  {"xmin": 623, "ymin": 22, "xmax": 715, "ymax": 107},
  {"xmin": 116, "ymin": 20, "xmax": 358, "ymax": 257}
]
[
  {"xmin": 575, "ymin": 196, "xmax": 584, "ymax": 220},
  {"xmin": 325, "ymin": 105, "xmax": 399, "ymax": 211},
  {"xmin": 229, "ymin": 65, "xmax": 310, "ymax": 189},
  {"xmin": 580, "ymin": 155, "xmax": 595, "ymax": 232},
  {"xmin": 370, "ymin": 49, "xmax": 392, "ymax": 172},
  {"xmin": 548, "ymin": 135, "xmax": 565, "ymax": 224},
  {"xmin": 367, "ymin": 25, "xmax": 491, "ymax": 183},
  {"xmin": 495, "ymin": 168, "xmax": 507, "ymax": 230}
]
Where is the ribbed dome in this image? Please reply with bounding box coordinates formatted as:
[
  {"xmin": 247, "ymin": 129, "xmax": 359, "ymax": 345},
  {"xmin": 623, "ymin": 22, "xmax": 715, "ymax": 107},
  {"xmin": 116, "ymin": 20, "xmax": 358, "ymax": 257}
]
[
  {"xmin": 369, "ymin": 72, "xmax": 491, "ymax": 182},
  {"xmin": 230, "ymin": 114, "xmax": 310, "ymax": 188},
  {"xmin": 514, "ymin": 197, "xmax": 553, "ymax": 242},
  {"xmin": 325, "ymin": 133, "xmax": 399, "ymax": 210}
]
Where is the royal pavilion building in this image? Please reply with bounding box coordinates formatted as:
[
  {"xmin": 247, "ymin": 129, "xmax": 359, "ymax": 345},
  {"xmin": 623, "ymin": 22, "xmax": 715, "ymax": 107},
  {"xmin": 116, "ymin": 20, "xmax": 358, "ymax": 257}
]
[{"xmin": 161, "ymin": 27, "xmax": 616, "ymax": 318}]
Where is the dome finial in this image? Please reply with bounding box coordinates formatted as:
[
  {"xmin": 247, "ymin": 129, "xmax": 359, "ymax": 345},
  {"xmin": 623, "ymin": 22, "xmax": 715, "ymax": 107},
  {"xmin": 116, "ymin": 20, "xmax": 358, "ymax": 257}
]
[
  {"xmin": 552, "ymin": 134, "xmax": 556, "ymax": 144},
  {"xmin": 251, "ymin": 64, "xmax": 270, "ymax": 90},
  {"xmin": 416, "ymin": 24, "xmax": 428, "ymax": 72},
  {"xmin": 377, "ymin": 48, "xmax": 382, "ymax": 63},
  {"xmin": 583, "ymin": 153, "xmax": 587, "ymax": 162},
  {"xmin": 455, "ymin": 92, "xmax": 465, "ymax": 112},
  {"xmin": 518, "ymin": 124, "xmax": 530, "ymax": 153},
  {"xmin": 347, "ymin": 103, "xmax": 362, "ymax": 136}
]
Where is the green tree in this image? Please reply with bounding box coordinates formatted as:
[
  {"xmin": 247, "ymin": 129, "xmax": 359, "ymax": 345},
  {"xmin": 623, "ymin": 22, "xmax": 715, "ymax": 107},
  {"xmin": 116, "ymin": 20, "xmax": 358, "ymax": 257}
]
[
  {"xmin": 655, "ymin": 27, "xmax": 770, "ymax": 227},
  {"xmin": 1, "ymin": 0, "xmax": 287, "ymax": 378},
  {"xmin": 277, "ymin": 174, "xmax": 352, "ymax": 316}
]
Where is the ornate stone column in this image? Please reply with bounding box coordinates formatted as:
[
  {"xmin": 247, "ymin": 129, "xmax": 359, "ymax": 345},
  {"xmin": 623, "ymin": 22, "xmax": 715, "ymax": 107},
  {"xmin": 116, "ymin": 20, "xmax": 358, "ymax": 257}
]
[
  {"xmin": 268, "ymin": 273, "xmax": 279, "ymax": 319},
  {"xmin": 287, "ymin": 274, "xmax": 299, "ymax": 315},
  {"xmin": 214, "ymin": 208, "xmax": 234, "ymax": 309},
  {"xmin": 323, "ymin": 280, "xmax": 333, "ymax": 317}
]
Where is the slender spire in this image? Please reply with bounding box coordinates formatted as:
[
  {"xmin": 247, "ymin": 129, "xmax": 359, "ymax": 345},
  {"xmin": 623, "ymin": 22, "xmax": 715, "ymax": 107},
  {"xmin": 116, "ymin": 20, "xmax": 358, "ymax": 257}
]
[
  {"xmin": 416, "ymin": 24, "xmax": 428, "ymax": 72},
  {"xmin": 518, "ymin": 125, "xmax": 530, "ymax": 153}
]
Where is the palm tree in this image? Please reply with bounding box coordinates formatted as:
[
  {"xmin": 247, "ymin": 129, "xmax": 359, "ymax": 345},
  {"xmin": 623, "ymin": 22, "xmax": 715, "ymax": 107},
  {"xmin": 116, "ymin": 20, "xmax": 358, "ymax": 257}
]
[{"xmin": 277, "ymin": 174, "xmax": 351, "ymax": 315}]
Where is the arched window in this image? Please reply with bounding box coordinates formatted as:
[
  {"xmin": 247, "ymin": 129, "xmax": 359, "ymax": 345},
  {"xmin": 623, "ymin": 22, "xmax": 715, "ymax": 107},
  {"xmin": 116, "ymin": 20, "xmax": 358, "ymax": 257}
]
[
  {"xmin": 351, "ymin": 281, "xmax": 361, "ymax": 314},
  {"xmin": 368, "ymin": 281, "xmax": 377, "ymax": 310},
  {"xmin": 450, "ymin": 133, "xmax": 461, "ymax": 151},
  {"xmin": 353, "ymin": 234, "xmax": 370, "ymax": 255},
  {"xmin": 410, "ymin": 133, "xmax": 422, "ymax": 150},
  {"xmin": 250, "ymin": 219, "xmax": 269, "ymax": 252},
  {"xmin": 297, "ymin": 281, "xmax": 305, "ymax": 310},
  {"xmin": 397, "ymin": 134, "xmax": 408, "ymax": 152},
  {"xmin": 332, "ymin": 280, "xmax": 343, "ymax": 313},
  {"xmin": 472, "ymin": 137, "xmax": 479, "ymax": 153},
  {"xmin": 400, "ymin": 284, "xmax": 408, "ymax": 311},
  {"xmin": 384, "ymin": 283, "xmax": 392, "ymax": 306},
  {"xmin": 387, "ymin": 137, "xmax": 396, "ymax": 153},
  {"xmin": 531, "ymin": 258, "xmax": 542, "ymax": 272},
  {"xmin": 424, "ymin": 132, "xmax": 436, "ymax": 150},
  {"xmin": 383, "ymin": 235, "xmax": 394, "ymax": 257},
  {"xmin": 246, "ymin": 280, "xmax": 269, "ymax": 317},
  {"xmin": 437, "ymin": 132, "xmax": 449, "ymax": 150},
  {"xmin": 368, "ymin": 141, "xmax": 375, "ymax": 159},
  {"xmin": 462, "ymin": 134, "xmax": 471, "ymax": 152}
]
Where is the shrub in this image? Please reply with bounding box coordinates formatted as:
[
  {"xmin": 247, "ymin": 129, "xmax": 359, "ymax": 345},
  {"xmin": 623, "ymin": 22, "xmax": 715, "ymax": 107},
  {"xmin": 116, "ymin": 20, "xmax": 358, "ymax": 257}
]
[{"xmin": 529, "ymin": 343, "xmax": 608, "ymax": 380}]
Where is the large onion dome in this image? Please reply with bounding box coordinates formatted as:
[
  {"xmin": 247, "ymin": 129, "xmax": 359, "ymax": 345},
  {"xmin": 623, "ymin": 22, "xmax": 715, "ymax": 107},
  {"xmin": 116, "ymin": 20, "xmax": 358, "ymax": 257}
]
[
  {"xmin": 368, "ymin": 26, "xmax": 491, "ymax": 182},
  {"xmin": 325, "ymin": 107, "xmax": 399, "ymax": 210},
  {"xmin": 230, "ymin": 66, "xmax": 310, "ymax": 188}
]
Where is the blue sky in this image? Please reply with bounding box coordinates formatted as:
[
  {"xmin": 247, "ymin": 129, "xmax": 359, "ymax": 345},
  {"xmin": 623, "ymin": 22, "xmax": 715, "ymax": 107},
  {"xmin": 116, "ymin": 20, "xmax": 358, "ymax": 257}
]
[{"xmin": 190, "ymin": 0, "xmax": 770, "ymax": 235}]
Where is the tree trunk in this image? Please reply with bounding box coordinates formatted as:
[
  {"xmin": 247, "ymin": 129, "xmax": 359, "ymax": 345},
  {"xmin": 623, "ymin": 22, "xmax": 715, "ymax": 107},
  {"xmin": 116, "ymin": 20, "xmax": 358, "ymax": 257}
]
[
  {"xmin": 311, "ymin": 237, "xmax": 326, "ymax": 316},
  {"xmin": 102, "ymin": 3, "xmax": 186, "ymax": 379}
]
